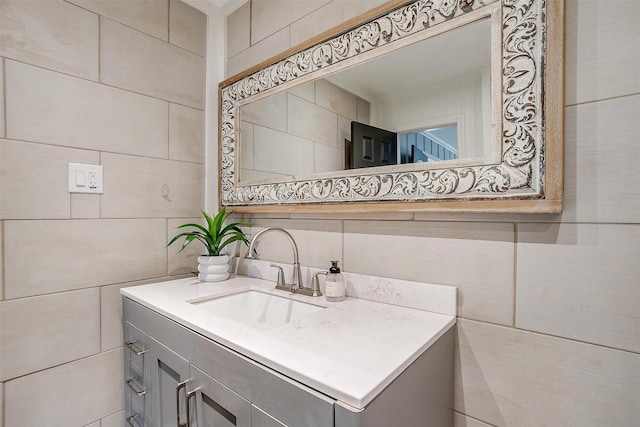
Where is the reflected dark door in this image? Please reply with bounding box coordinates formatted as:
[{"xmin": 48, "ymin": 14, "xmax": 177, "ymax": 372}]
[{"xmin": 350, "ymin": 122, "xmax": 398, "ymax": 169}]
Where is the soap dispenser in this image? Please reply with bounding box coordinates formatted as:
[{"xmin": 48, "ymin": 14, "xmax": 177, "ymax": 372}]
[{"xmin": 325, "ymin": 261, "xmax": 345, "ymax": 302}]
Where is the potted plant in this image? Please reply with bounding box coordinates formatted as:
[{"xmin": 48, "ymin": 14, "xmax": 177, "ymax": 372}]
[{"xmin": 168, "ymin": 208, "xmax": 250, "ymax": 282}]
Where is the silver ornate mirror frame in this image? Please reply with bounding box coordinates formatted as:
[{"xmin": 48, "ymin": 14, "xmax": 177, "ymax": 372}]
[{"xmin": 219, "ymin": 0, "xmax": 564, "ymax": 213}]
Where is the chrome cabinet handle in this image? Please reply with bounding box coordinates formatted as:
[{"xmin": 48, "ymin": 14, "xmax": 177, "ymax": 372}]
[
  {"xmin": 177, "ymin": 380, "xmax": 188, "ymax": 427},
  {"xmin": 125, "ymin": 340, "xmax": 148, "ymax": 356},
  {"xmin": 186, "ymin": 388, "xmax": 199, "ymax": 427},
  {"xmin": 126, "ymin": 378, "xmax": 146, "ymax": 397},
  {"xmin": 126, "ymin": 414, "xmax": 142, "ymax": 427}
]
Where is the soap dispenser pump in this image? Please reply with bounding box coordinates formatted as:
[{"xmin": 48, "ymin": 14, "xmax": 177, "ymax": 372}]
[{"xmin": 325, "ymin": 261, "xmax": 345, "ymax": 302}]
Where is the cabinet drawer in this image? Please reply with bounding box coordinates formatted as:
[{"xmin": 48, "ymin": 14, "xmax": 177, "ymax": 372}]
[{"xmin": 124, "ymin": 298, "xmax": 335, "ymax": 427}]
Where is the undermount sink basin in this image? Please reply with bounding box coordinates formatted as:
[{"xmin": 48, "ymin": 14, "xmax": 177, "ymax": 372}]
[{"xmin": 192, "ymin": 290, "xmax": 325, "ymax": 330}]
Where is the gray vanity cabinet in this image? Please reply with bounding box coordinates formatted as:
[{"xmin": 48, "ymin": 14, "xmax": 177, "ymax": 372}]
[
  {"xmin": 123, "ymin": 296, "xmax": 454, "ymax": 427},
  {"xmin": 123, "ymin": 297, "xmax": 335, "ymax": 427}
]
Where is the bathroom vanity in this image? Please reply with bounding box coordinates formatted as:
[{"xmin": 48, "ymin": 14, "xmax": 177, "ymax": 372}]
[{"xmin": 121, "ymin": 269, "xmax": 456, "ymax": 426}]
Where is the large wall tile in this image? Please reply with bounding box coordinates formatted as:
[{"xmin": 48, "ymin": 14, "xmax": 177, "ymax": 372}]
[
  {"xmin": 565, "ymin": 0, "xmax": 640, "ymax": 105},
  {"xmin": 100, "ymin": 283, "xmax": 133, "ymax": 352},
  {"xmin": 169, "ymin": 103, "xmax": 205, "ymax": 163},
  {"xmin": 562, "ymin": 95, "xmax": 640, "ymax": 223},
  {"xmin": 0, "ymin": 0, "xmax": 98, "ymax": 80},
  {"xmin": 516, "ymin": 223, "xmax": 640, "ymax": 353},
  {"xmin": 167, "ymin": 217, "xmax": 202, "ymax": 276},
  {"xmin": 71, "ymin": 193, "xmax": 101, "ymax": 219},
  {"xmin": 4, "ymin": 219, "xmax": 167, "ymax": 299},
  {"xmin": 169, "ymin": 0, "xmax": 207, "ymax": 56},
  {"xmin": 226, "ymin": 27, "xmax": 289, "ymax": 78},
  {"xmin": 455, "ymin": 319, "xmax": 640, "ymax": 426},
  {"xmin": 344, "ymin": 221, "xmax": 515, "ymax": 325},
  {"xmin": 67, "ymin": 0, "xmax": 168, "ymax": 41},
  {"xmin": 5, "ymin": 60, "xmax": 168, "ymax": 158},
  {"xmin": 101, "ymin": 153, "xmax": 203, "ymax": 218},
  {"xmin": 227, "ymin": 1, "xmax": 250, "ymax": 58},
  {"xmin": 289, "ymin": 0, "xmax": 389, "ymax": 46},
  {"xmin": 0, "ymin": 288, "xmax": 100, "ymax": 381},
  {"xmin": 248, "ymin": 218, "xmax": 342, "ymax": 269},
  {"xmin": 0, "ymin": 224, "xmax": 3, "ymax": 299},
  {"xmin": 101, "ymin": 411, "xmax": 124, "ymax": 427},
  {"xmin": 288, "ymin": 94, "xmax": 337, "ymax": 147},
  {"xmin": 251, "ymin": 0, "xmax": 330, "ymax": 44},
  {"xmin": 0, "ymin": 140, "xmax": 99, "ymax": 220},
  {"xmin": 101, "ymin": 276, "xmax": 184, "ymax": 352},
  {"xmin": 0, "ymin": 60, "xmax": 4, "ymax": 137},
  {"xmin": 4, "ymin": 349, "xmax": 123, "ymax": 427},
  {"xmin": 101, "ymin": 18, "xmax": 205, "ymax": 108}
]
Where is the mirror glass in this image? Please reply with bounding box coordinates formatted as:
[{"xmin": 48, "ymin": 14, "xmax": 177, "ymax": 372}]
[{"xmin": 238, "ymin": 18, "xmax": 493, "ymax": 184}]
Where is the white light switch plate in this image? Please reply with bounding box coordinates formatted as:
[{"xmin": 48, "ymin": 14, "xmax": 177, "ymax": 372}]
[{"xmin": 68, "ymin": 163, "xmax": 103, "ymax": 194}]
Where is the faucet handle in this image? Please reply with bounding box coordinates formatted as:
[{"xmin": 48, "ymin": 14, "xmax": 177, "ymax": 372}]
[
  {"xmin": 270, "ymin": 264, "xmax": 286, "ymax": 287},
  {"xmin": 311, "ymin": 272, "xmax": 328, "ymax": 297}
]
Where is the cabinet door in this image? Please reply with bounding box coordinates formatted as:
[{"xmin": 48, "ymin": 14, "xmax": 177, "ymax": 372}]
[
  {"xmin": 149, "ymin": 337, "xmax": 191, "ymax": 426},
  {"xmin": 251, "ymin": 406, "xmax": 287, "ymax": 427},
  {"xmin": 188, "ymin": 364, "xmax": 251, "ymax": 427}
]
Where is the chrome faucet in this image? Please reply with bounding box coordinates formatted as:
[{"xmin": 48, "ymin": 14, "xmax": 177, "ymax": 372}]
[{"xmin": 245, "ymin": 227, "xmax": 303, "ymax": 293}]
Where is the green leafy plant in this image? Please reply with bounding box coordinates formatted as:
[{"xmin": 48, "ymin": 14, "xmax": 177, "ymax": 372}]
[{"xmin": 168, "ymin": 208, "xmax": 250, "ymax": 256}]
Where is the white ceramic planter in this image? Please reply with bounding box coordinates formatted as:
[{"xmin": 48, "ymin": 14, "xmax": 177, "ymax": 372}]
[{"xmin": 197, "ymin": 255, "xmax": 230, "ymax": 282}]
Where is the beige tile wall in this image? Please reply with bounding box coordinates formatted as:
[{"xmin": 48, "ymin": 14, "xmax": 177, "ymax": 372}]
[
  {"xmin": 230, "ymin": 0, "xmax": 640, "ymax": 425},
  {"xmin": 101, "ymin": 18, "xmax": 205, "ymax": 109},
  {"xmin": 5, "ymin": 60, "xmax": 169, "ymax": 158},
  {"xmin": 67, "ymin": 0, "xmax": 169, "ymax": 41},
  {"xmin": 0, "ymin": 59, "xmax": 4, "ymax": 137},
  {"xmin": 4, "ymin": 349, "xmax": 123, "ymax": 427},
  {"xmin": 0, "ymin": 0, "xmax": 99, "ymax": 80},
  {"xmin": 0, "ymin": 0, "xmax": 206, "ymax": 425}
]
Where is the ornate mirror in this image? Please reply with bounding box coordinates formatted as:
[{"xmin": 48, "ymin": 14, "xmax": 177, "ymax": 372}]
[{"xmin": 219, "ymin": 0, "xmax": 564, "ymax": 213}]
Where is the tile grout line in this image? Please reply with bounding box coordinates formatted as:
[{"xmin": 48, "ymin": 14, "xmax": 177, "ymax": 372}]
[
  {"xmin": 565, "ymin": 91, "xmax": 640, "ymax": 108},
  {"xmin": 2, "ymin": 57, "xmax": 6, "ymax": 139},
  {"xmin": 1, "ymin": 219, "xmax": 4, "ymax": 301},
  {"xmin": 4, "ymin": 57, "xmax": 204, "ymax": 112},
  {"xmin": 0, "ymin": 136, "xmax": 203, "ymax": 166},
  {"xmin": 460, "ymin": 317, "xmax": 640, "ymax": 356},
  {"xmin": 512, "ymin": 222, "xmax": 518, "ymax": 327},
  {"xmin": 453, "ymin": 410, "xmax": 498, "ymax": 427}
]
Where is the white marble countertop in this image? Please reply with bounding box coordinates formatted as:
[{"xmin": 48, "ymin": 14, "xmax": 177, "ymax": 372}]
[{"xmin": 121, "ymin": 272, "xmax": 456, "ymax": 409}]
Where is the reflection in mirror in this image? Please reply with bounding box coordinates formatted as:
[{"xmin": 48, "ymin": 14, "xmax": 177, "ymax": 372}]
[
  {"xmin": 238, "ymin": 18, "xmax": 493, "ymax": 184},
  {"xmin": 402, "ymin": 124, "xmax": 459, "ymax": 163}
]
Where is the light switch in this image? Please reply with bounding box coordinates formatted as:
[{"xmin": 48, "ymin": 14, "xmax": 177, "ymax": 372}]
[
  {"xmin": 69, "ymin": 163, "xmax": 103, "ymax": 193},
  {"xmin": 75, "ymin": 170, "xmax": 86, "ymax": 186}
]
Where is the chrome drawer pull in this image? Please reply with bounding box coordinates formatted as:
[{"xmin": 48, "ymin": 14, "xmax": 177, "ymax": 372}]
[
  {"xmin": 186, "ymin": 388, "xmax": 200, "ymax": 427},
  {"xmin": 126, "ymin": 414, "xmax": 142, "ymax": 427},
  {"xmin": 177, "ymin": 380, "xmax": 188, "ymax": 427},
  {"xmin": 126, "ymin": 378, "xmax": 146, "ymax": 397},
  {"xmin": 125, "ymin": 340, "xmax": 147, "ymax": 356}
]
